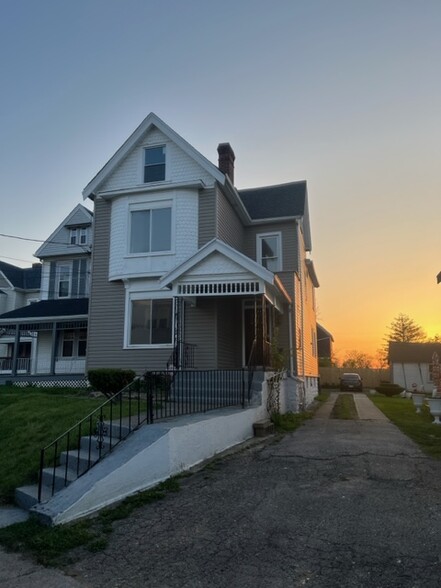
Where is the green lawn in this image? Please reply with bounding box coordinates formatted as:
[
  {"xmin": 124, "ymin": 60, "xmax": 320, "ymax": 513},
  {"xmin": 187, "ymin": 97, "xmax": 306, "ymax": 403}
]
[
  {"xmin": 331, "ymin": 393, "xmax": 359, "ymax": 420},
  {"xmin": 0, "ymin": 386, "xmax": 113, "ymax": 503},
  {"xmin": 371, "ymin": 394, "xmax": 441, "ymax": 458}
]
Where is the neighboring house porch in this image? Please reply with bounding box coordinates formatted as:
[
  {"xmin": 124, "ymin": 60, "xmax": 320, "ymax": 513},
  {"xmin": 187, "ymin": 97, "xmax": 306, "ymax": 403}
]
[{"xmin": 0, "ymin": 299, "xmax": 88, "ymax": 384}]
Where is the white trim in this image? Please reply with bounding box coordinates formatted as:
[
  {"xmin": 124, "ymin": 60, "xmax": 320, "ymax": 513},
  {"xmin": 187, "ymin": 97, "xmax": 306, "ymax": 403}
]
[
  {"xmin": 82, "ymin": 113, "xmax": 225, "ymax": 199},
  {"xmin": 96, "ymin": 180, "xmax": 206, "ymax": 200},
  {"xmin": 124, "ymin": 291, "xmax": 174, "ymax": 349},
  {"xmin": 140, "ymin": 143, "xmax": 167, "ymax": 184},
  {"xmin": 127, "ymin": 199, "xmax": 174, "ymax": 257},
  {"xmin": 256, "ymin": 231, "xmax": 282, "ymax": 273},
  {"xmin": 35, "ymin": 204, "xmax": 93, "ymax": 258},
  {"xmin": 159, "ymin": 239, "xmax": 275, "ymax": 289}
]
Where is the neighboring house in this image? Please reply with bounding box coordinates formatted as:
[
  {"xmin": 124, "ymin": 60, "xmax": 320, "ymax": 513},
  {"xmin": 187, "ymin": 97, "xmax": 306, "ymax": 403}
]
[
  {"xmin": 0, "ymin": 204, "xmax": 92, "ymax": 382},
  {"xmin": 317, "ymin": 323, "xmax": 334, "ymax": 365},
  {"xmin": 83, "ymin": 113, "xmax": 320, "ymax": 394},
  {"xmin": 389, "ymin": 341, "xmax": 441, "ymax": 392},
  {"xmin": 0, "ymin": 262, "xmax": 41, "ymax": 374}
]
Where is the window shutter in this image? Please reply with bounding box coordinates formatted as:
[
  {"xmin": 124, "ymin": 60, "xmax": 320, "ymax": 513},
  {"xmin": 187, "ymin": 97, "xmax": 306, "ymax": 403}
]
[
  {"xmin": 71, "ymin": 260, "xmax": 79, "ymax": 298},
  {"xmin": 78, "ymin": 259, "xmax": 87, "ymax": 297},
  {"xmin": 48, "ymin": 262, "xmax": 56, "ymax": 299}
]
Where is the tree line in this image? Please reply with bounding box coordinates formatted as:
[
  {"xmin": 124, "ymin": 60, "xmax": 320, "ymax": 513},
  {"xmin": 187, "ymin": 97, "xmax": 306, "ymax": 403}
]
[{"xmin": 322, "ymin": 313, "xmax": 437, "ymax": 369}]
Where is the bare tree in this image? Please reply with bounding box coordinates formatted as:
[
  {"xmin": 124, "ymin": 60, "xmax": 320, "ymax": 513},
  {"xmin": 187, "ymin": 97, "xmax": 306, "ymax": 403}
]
[{"xmin": 341, "ymin": 350, "xmax": 373, "ymax": 369}]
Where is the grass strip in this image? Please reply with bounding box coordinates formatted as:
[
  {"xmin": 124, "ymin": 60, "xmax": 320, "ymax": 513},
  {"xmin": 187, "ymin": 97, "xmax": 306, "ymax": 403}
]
[
  {"xmin": 330, "ymin": 393, "xmax": 358, "ymax": 420},
  {"xmin": 272, "ymin": 411, "xmax": 312, "ymax": 432},
  {"xmin": 371, "ymin": 395, "xmax": 441, "ymax": 459},
  {"xmin": 0, "ymin": 477, "xmax": 180, "ymax": 566}
]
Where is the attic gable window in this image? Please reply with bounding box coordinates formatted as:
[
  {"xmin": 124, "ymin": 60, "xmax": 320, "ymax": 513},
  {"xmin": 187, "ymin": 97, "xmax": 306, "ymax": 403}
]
[
  {"xmin": 70, "ymin": 227, "xmax": 87, "ymax": 246},
  {"xmin": 144, "ymin": 146, "xmax": 166, "ymax": 183}
]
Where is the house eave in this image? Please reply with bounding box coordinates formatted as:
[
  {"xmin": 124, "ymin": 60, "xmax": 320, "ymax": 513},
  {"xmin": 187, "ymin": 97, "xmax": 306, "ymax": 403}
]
[
  {"xmin": 0, "ymin": 314, "xmax": 88, "ymax": 326},
  {"xmin": 96, "ymin": 180, "xmax": 207, "ymax": 201}
]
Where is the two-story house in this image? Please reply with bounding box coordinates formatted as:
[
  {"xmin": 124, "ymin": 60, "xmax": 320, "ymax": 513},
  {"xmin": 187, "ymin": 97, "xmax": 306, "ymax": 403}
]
[
  {"xmin": 83, "ymin": 113, "xmax": 320, "ymax": 396},
  {"xmin": 0, "ymin": 204, "xmax": 92, "ymax": 382}
]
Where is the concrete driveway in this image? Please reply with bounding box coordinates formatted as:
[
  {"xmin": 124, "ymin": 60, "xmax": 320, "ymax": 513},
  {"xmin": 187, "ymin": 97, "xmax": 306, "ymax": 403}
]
[{"xmin": 62, "ymin": 392, "xmax": 441, "ymax": 588}]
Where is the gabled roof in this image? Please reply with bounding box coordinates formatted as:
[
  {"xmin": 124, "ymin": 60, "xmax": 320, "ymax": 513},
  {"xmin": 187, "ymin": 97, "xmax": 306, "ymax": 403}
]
[
  {"xmin": 0, "ymin": 262, "xmax": 41, "ymax": 290},
  {"xmin": 238, "ymin": 181, "xmax": 306, "ymax": 219},
  {"xmin": 0, "ymin": 298, "xmax": 88, "ymax": 322},
  {"xmin": 388, "ymin": 341, "xmax": 441, "ymax": 363},
  {"xmin": 34, "ymin": 204, "xmax": 93, "ymax": 258},
  {"xmin": 82, "ymin": 113, "xmax": 225, "ymax": 199},
  {"xmin": 158, "ymin": 238, "xmax": 276, "ymax": 289}
]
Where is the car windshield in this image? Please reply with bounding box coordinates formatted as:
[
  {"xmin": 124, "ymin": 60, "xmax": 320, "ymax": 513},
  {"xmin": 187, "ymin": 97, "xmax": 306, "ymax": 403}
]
[{"xmin": 342, "ymin": 374, "xmax": 360, "ymax": 380}]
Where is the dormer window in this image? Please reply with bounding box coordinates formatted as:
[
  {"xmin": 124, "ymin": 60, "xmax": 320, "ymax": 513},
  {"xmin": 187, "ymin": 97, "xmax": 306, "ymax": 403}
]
[
  {"xmin": 70, "ymin": 227, "xmax": 87, "ymax": 246},
  {"xmin": 144, "ymin": 146, "xmax": 166, "ymax": 183}
]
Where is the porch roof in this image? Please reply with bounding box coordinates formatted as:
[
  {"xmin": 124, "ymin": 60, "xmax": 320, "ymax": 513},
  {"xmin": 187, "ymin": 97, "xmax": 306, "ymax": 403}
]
[
  {"xmin": 0, "ymin": 298, "xmax": 88, "ymax": 324},
  {"xmin": 159, "ymin": 239, "xmax": 291, "ymax": 309}
]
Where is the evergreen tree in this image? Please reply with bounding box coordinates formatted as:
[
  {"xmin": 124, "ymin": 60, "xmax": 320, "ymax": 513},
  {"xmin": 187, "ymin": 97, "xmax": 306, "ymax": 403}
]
[{"xmin": 380, "ymin": 313, "xmax": 426, "ymax": 364}]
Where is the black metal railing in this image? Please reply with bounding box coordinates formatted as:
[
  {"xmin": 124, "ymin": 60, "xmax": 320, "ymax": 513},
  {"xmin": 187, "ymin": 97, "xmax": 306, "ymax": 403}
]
[
  {"xmin": 38, "ymin": 369, "xmax": 248, "ymax": 502},
  {"xmin": 166, "ymin": 342, "xmax": 197, "ymax": 370},
  {"xmin": 38, "ymin": 377, "xmax": 152, "ymax": 502}
]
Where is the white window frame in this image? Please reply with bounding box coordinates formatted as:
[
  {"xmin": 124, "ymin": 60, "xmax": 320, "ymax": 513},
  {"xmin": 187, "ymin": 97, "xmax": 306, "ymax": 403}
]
[
  {"xmin": 56, "ymin": 263, "xmax": 71, "ymax": 299},
  {"xmin": 69, "ymin": 227, "xmax": 88, "ymax": 246},
  {"xmin": 59, "ymin": 329, "xmax": 87, "ymax": 358},
  {"xmin": 125, "ymin": 292, "xmax": 174, "ymax": 349},
  {"xmin": 128, "ymin": 199, "xmax": 174, "ymax": 257},
  {"xmin": 141, "ymin": 144, "xmax": 166, "ymax": 184},
  {"xmin": 256, "ymin": 232, "xmax": 282, "ymax": 272}
]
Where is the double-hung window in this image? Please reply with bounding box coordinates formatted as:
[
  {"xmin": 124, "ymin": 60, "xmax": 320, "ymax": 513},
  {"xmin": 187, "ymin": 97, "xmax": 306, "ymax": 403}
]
[
  {"xmin": 130, "ymin": 206, "xmax": 172, "ymax": 254},
  {"xmin": 144, "ymin": 146, "xmax": 166, "ymax": 183},
  {"xmin": 70, "ymin": 227, "xmax": 87, "ymax": 245},
  {"xmin": 57, "ymin": 264, "xmax": 71, "ymax": 298},
  {"xmin": 61, "ymin": 329, "xmax": 87, "ymax": 357},
  {"xmin": 257, "ymin": 233, "xmax": 282, "ymax": 272},
  {"xmin": 130, "ymin": 299, "xmax": 173, "ymax": 346}
]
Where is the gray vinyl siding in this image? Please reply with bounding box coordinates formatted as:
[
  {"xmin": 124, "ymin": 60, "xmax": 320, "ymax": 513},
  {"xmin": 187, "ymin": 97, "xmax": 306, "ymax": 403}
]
[
  {"xmin": 184, "ymin": 298, "xmax": 217, "ymax": 369},
  {"xmin": 216, "ymin": 186, "xmax": 245, "ymax": 252},
  {"xmin": 243, "ymin": 221, "xmax": 298, "ymax": 272},
  {"xmin": 217, "ymin": 298, "xmax": 242, "ymax": 368},
  {"xmin": 86, "ymin": 198, "xmax": 170, "ymax": 374},
  {"xmin": 198, "ymin": 188, "xmax": 216, "ymax": 247}
]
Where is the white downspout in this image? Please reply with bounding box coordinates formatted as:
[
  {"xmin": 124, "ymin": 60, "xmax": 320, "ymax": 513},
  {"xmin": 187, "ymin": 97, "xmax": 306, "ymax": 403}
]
[{"xmin": 288, "ymin": 303, "xmax": 294, "ymax": 377}]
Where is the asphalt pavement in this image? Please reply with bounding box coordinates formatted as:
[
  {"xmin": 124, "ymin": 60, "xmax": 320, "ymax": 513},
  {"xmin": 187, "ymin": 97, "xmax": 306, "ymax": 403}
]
[{"xmin": 3, "ymin": 392, "xmax": 441, "ymax": 587}]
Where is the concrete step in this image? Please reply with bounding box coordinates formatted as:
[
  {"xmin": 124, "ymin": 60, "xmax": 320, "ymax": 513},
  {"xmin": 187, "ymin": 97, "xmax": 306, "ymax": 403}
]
[
  {"xmin": 40, "ymin": 466, "xmax": 78, "ymax": 492},
  {"xmin": 15, "ymin": 484, "xmax": 52, "ymax": 510}
]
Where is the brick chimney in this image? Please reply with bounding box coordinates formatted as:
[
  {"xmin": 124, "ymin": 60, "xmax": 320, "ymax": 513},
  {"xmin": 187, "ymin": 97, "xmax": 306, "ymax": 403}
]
[{"xmin": 217, "ymin": 143, "xmax": 235, "ymax": 185}]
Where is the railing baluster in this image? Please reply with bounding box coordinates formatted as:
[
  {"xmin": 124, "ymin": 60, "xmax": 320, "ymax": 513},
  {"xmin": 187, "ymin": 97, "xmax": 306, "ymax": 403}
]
[{"xmin": 64, "ymin": 432, "xmax": 70, "ymax": 487}]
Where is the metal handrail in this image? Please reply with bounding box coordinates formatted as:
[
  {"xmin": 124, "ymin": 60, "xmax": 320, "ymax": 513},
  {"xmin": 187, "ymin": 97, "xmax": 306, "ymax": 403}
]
[
  {"xmin": 38, "ymin": 377, "xmax": 151, "ymax": 502},
  {"xmin": 37, "ymin": 369, "xmax": 248, "ymax": 502}
]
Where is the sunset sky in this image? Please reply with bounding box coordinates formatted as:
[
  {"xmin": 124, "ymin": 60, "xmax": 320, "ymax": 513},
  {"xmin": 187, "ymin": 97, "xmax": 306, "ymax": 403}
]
[{"xmin": 1, "ymin": 0, "xmax": 440, "ymax": 362}]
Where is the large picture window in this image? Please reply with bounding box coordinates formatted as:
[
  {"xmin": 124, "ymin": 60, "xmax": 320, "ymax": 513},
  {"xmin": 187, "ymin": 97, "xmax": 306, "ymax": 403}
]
[
  {"xmin": 130, "ymin": 299, "xmax": 173, "ymax": 345},
  {"xmin": 130, "ymin": 206, "xmax": 172, "ymax": 254},
  {"xmin": 257, "ymin": 233, "xmax": 282, "ymax": 272},
  {"xmin": 144, "ymin": 146, "xmax": 165, "ymax": 183}
]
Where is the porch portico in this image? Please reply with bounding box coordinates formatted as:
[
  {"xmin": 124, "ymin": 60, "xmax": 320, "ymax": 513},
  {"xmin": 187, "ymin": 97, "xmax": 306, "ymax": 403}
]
[{"xmin": 159, "ymin": 239, "xmax": 292, "ymax": 371}]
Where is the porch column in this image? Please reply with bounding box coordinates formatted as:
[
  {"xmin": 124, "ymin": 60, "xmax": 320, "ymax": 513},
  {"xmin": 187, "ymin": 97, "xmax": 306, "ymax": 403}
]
[
  {"xmin": 50, "ymin": 322, "xmax": 57, "ymax": 375},
  {"xmin": 11, "ymin": 324, "xmax": 20, "ymax": 376},
  {"xmin": 262, "ymin": 294, "xmax": 267, "ymax": 368}
]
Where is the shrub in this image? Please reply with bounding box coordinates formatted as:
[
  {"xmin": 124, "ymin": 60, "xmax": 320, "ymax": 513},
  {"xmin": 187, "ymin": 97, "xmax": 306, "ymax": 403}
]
[
  {"xmin": 88, "ymin": 369, "xmax": 136, "ymax": 398},
  {"xmin": 375, "ymin": 383, "xmax": 404, "ymax": 397}
]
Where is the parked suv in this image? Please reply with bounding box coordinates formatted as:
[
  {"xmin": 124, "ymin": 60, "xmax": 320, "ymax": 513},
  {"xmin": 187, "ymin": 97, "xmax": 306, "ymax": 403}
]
[{"xmin": 339, "ymin": 373, "xmax": 363, "ymax": 392}]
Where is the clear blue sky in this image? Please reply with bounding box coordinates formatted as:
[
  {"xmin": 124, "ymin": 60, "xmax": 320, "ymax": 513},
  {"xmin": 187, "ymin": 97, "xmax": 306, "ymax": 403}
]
[{"xmin": 1, "ymin": 0, "xmax": 440, "ymax": 357}]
